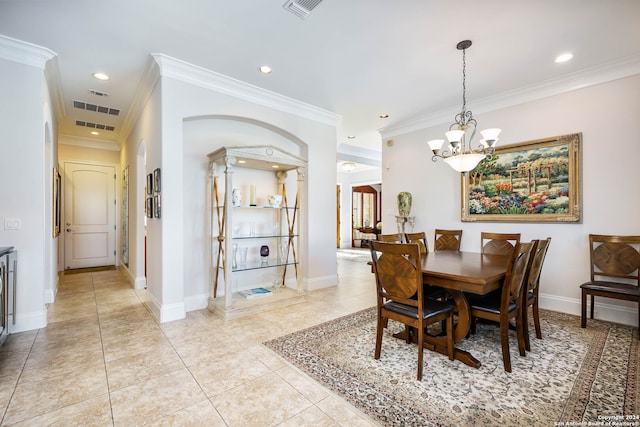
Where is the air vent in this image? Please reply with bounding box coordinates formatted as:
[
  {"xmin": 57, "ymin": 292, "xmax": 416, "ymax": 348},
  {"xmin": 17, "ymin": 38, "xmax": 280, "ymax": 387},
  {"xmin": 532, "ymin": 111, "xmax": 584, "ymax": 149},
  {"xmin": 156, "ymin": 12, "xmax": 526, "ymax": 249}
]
[
  {"xmin": 283, "ymin": 0, "xmax": 323, "ymax": 19},
  {"xmin": 89, "ymin": 89, "xmax": 109, "ymax": 97},
  {"xmin": 73, "ymin": 100, "xmax": 120, "ymax": 116},
  {"xmin": 76, "ymin": 121, "xmax": 115, "ymax": 132}
]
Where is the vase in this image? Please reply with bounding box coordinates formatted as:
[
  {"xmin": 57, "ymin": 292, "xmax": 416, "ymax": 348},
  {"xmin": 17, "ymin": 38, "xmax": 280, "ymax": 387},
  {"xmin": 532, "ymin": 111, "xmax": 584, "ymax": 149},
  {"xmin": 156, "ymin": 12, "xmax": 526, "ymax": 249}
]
[
  {"xmin": 397, "ymin": 192, "xmax": 412, "ymax": 216},
  {"xmin": 232, "ymin": 189, "xmax": 242, "ymax": 207}
]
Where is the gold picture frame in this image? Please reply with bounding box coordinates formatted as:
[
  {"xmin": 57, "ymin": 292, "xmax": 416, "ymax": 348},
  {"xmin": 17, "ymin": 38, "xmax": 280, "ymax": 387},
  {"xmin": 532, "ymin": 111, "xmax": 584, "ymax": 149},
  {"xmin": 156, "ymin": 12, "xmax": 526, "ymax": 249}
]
[
  {"xmin": 53, "ymin": 167, "xmax": 61, "ymax": 237},
  {"xmin": 462, "ymin": 133, "xmax": 582, "ymax": 223}
]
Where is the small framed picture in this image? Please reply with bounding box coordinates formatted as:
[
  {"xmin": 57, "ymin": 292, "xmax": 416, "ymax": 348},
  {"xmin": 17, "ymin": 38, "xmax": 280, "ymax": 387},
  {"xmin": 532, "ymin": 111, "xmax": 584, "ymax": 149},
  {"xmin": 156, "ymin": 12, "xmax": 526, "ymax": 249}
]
[
  {"xmin": 146, "ymin": 173, "xmax": 153, "ymax": 195},
  {"xmin": 154, "ymin": 194, "xmax": 161, "ymax": 218},
  {"xmin": 146, "ymin": 197, "xmax": 153, "ymax": 218},
  {"xmin": 153, "ymin": 168, "xmax": 161, "ymax": 193}
]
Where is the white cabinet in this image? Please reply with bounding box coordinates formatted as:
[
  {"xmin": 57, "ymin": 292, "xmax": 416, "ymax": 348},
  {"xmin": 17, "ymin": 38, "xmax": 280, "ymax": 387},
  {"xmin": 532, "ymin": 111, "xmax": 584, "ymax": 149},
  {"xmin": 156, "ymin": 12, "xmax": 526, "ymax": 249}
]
[{"xmin": 207, "ymin": 146, "xmax": 306, "ymax": 320}]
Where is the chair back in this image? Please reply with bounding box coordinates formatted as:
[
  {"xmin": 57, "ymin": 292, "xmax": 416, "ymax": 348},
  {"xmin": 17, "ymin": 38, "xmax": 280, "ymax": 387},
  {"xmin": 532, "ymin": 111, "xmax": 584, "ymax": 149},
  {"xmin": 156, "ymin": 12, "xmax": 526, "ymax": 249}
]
[
  {"xmin": 377, "ymin": 233, "xmax": 404, "ymax": 243},
  {"xmin": 405, "ymin": 232, "xmax": 429, "ymax": 255},
  {"xmin": 501, "ymin": 241, "xmax": 535, "ymax": 311},
  {"xmin": 589, "ymin": 234, "xmax": 640, "ymax": 285},
  {"xmin": 481, "ymin": 232, "xmax": 521, "ymax": 255},
  {"xmin": 526, "ymin": 237, "xmax": 551, "ymax": 293},
  {"xmin": 434, "ymin": 229, "xmax": 462, "ymax": 251},
  {"xmin": 370, "ymin": 242, "xmax": 422, "ymax": 308}
]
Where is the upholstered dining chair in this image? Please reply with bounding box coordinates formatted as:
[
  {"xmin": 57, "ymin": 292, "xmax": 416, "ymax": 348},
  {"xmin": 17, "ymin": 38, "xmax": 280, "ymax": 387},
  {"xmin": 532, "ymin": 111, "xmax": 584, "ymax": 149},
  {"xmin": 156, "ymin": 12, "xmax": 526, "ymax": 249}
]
[
  {"xmin": 370, "ymin": 241, "xmax": 455, "ymax": 380},
  {"xmin": 434, "ymin": 229, "xmax": 462, "ymax": 251},
  {"xmin": 580, "ymin": 234, "xmax": 640, "ymax": 338},
  {"xmin": 481, "ymin": 232, "xmax": 521, "ymax": 255},
  {"xmin": 405, "ymin": 232, "xmax": 429, "ymax": 255},
  {"xmin": 377, "ymin": 233, "xmax": 404, "ymax": 243},
  {"xmin": 467, "ymin": 241, "xmax": 535, "ymax": 372},
  {"xmin": 522, "ymin": 237, "xmax": 551, "ymax": 351}
]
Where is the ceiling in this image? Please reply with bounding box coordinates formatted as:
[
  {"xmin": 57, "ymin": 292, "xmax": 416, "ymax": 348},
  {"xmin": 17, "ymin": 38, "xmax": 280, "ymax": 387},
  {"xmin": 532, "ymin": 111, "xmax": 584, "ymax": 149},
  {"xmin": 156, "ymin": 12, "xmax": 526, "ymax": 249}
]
[{"xmin": 1, "ymin": 0, "xmax": 639, "ymax": 156}]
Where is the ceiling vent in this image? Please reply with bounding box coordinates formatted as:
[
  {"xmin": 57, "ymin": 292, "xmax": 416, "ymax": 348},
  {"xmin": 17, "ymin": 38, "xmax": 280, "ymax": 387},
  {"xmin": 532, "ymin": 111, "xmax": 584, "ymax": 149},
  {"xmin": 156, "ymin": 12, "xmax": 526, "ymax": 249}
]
[
  {"xmin": 75, "ymin": 121, "xmax": 115, "ymax": 132},
  {"xmin": 283, "ymin": 0, "xmax": 323, "ymax": 19},
  {"xmin": 73, "ymin": 100, "xmax": 120, "ymax": 116}
]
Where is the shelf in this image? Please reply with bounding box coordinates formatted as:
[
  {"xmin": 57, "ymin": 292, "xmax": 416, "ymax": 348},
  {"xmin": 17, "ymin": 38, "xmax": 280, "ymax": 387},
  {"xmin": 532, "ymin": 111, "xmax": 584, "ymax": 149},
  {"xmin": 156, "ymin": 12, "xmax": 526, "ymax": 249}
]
[
  {"xmin": 226, "ymin": 260, "xmax": 298, "ymax": 272},
  {"xmin": 218, "ymin": 205, "xmax": 298, "ymax": 210},
  {"xmin": 230, "ymin": 234, "xmax": 299, "ymax": 240},
  {"xmin": 208, "ymin": 286, "xmax": 306, "ymax": 320}
]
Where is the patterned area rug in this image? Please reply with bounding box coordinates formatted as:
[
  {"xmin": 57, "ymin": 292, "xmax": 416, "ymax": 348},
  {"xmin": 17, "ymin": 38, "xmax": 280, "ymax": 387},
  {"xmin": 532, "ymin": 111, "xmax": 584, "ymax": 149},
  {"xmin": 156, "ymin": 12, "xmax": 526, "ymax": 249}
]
[{"xmin": 264, "ymin": 307, "xmax": 639, "ymax": 426}]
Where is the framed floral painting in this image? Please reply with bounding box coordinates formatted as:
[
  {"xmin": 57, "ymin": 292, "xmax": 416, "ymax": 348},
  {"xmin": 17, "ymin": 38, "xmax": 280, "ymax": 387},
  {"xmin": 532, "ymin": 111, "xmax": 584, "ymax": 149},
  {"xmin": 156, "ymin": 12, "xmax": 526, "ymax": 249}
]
[{"xmin": 461, "ymin": 133, "xmax": 582, "ymax": 223}]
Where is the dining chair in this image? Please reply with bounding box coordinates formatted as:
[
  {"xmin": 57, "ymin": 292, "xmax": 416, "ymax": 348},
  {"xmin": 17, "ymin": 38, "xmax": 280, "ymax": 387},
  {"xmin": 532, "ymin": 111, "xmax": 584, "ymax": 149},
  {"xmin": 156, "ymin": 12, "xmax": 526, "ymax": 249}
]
[
  {"xmin": 405, "ymin": 232, "xmax": 429, "ymax": 255},
  {"xmin": 521, "ymin": 237, "xmax": 551, "ymax": 351},
  {"xmin": 481, "ymin": 232, "xmax": 521, "ymax": 255},
  {"xmin": 406, "ymin": 231, "xmax": 449, "ymax": 300},
  {"xmin": 467, "ymin": 241, "xmax": 535, "ymax": 372},
  {"xmin": 434, "ymin": 229, "xmax": 462, "ymax": 251},
  {"xmin": 377, "ymin": 233, "xmax": 404, "ymax": 243},
  {"xmin": 370, "ymin": 241, "xmax": 455, "ymax": 380},
  {"xmin": 580, "ymin": 234, "xmax": 640, "ymax": 338}
]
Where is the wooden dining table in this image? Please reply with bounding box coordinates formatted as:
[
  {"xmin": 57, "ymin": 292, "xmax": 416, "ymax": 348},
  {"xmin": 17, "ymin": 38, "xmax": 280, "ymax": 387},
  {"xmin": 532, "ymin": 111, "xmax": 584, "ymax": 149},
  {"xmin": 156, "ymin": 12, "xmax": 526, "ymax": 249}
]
[{"xmin": 392, "ymin": 250, "xmax": 511, "ymax": 368}]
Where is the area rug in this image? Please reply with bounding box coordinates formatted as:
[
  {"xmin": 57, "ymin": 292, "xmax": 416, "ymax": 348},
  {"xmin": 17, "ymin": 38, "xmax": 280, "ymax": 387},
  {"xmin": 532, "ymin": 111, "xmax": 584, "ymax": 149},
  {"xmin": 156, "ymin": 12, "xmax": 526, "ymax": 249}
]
[{"xmin": 264, "ymin": 307, "xmax": 639, "ymax": 426}]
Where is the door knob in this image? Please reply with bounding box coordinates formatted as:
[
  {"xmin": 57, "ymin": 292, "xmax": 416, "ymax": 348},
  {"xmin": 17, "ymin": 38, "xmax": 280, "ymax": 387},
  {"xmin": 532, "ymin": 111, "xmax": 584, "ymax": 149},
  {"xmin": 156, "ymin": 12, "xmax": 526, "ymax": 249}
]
[{"xmin": 66, "ymin": 228, "xmax": 72, "ymax": 232}]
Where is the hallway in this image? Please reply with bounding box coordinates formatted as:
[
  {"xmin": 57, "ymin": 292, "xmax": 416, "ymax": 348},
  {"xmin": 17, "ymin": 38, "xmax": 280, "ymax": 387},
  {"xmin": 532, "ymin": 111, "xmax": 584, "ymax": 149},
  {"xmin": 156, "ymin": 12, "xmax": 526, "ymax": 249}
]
[{"xmin": 0, "ymin": 252, "xmax": 378, "ymax": 426}]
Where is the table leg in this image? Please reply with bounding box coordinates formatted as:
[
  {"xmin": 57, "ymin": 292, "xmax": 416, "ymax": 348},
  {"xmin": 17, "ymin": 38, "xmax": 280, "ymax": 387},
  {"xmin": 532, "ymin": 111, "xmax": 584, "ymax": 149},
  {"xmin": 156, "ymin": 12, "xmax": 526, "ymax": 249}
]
[{"xmin": 392, "ymin": 289, "xmax": 483, "ymax": 368}]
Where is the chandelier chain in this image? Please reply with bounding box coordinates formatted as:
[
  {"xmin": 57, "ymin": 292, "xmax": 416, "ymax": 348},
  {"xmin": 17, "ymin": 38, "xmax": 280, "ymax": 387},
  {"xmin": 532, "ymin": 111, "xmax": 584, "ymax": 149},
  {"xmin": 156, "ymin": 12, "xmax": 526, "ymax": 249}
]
[{"xmin": 462, "ymin": 47, "xmax": 467, "ymax": 114}]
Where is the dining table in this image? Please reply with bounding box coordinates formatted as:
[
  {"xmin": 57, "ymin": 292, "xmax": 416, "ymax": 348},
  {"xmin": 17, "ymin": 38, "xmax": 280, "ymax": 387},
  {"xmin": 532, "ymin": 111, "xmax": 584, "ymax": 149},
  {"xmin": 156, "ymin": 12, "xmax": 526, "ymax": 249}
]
[{"xmin": 381, "ymin": 250, "xmax": 511, "ymax": 368}]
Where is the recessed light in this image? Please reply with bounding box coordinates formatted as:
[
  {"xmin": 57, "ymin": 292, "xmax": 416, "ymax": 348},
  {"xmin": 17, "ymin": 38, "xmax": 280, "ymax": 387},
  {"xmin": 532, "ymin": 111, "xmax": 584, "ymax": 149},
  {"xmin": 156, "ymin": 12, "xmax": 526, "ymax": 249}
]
[
  {"xmin": 238, "ymin": 160, "xmax": 246, "ymax": 164},
  {"xmin": 92, "ymin": 72, "xmax": 110, "ymax": 81},
  {"xmin": 90, "ymin": 131, "xmax": 99, "ymax": 135},
  {"xmin": 259, "ymin": 65, "xmax": 272, "ymax": 74},
  {"xmin": 271, "ymin": 165, "xmax": 279, "ymax": 168},
  {"xmin": 555, "ymin": 53, "xmax": 573, "ymax": 63},
  {"xmin": 347, "ymin": 135, "xmax": 356, "ymax": 139},
  {"xmin": 379, "ymin": 114, "xmax": 389, "ymax": 119}
]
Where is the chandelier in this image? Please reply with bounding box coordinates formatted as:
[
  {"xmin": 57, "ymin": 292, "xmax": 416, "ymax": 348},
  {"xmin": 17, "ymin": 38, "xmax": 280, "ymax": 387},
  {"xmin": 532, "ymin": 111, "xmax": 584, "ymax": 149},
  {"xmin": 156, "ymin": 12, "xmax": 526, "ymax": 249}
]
[
  {"xmin": 341, "ymin": 161, "xmax": 356, "ymax": 172},
  {"xmin": 427, "ymin": 40, "xmax": 501, "ymax": 173}
]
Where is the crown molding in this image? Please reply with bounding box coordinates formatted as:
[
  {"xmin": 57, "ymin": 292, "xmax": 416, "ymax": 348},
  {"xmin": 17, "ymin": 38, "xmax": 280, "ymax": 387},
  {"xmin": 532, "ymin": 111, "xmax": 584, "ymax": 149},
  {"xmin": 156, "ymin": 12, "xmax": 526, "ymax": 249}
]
[
  {"xmin": 151, "ymin": 54, "xmax": 341, "ymax": 127},
  {"xmin": 380, "ymin": 54, "xmax": 640, "ymax": 139},
  {"xmin": 0, "ymin": 34, "xmax": 56, "ymax": 69}
]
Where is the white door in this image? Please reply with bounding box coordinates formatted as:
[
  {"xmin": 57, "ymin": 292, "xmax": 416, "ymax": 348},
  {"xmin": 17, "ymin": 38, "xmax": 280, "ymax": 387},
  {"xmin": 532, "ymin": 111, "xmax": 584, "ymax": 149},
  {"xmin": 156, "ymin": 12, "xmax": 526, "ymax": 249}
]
[{"xmin": 64, "ymin": 162, "xmax": 116, "ymax": 269}]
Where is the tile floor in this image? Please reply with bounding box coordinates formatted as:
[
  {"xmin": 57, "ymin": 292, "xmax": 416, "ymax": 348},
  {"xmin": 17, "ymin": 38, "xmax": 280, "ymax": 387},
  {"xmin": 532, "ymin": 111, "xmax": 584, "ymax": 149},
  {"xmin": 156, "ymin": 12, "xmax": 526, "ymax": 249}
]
[{"xmin": 0, "ymin": 251, "xmax": 379, "ymax": 426}]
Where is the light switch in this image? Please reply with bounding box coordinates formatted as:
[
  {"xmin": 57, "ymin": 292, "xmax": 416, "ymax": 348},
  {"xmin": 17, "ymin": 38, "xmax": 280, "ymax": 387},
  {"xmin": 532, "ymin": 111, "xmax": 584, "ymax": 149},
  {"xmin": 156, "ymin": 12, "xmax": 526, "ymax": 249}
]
[{"xmin": 4, "ymin": 218, "xmax": 21, "ymax": 230}]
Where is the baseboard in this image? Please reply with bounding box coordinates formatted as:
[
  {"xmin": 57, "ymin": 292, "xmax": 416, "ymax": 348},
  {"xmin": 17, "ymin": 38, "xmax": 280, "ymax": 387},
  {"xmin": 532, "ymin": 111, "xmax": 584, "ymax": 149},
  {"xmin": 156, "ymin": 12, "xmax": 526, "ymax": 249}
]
[
  {"xmin": 9, "ymin": 308, "xmax": 47, "ymax": 333},
  {"xmin": 184, "ymin": 293, "xmax": 209, "ymax": 312},
  {"xmin": 133, "ymin": 276, "xmax": 147, "ymax": 290},
  {"xmin": 304, "ymin": 274, "xmax": 338, "ymax": 291},
  {"xmin": 539, "ymin": 292, "xmax": 638, "ymax": 328}
]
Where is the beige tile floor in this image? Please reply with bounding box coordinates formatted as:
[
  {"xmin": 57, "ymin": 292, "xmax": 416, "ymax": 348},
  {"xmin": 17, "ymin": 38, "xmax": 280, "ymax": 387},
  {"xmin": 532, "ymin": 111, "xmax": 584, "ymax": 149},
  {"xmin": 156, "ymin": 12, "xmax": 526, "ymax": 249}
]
[{"xmin": 0, "ymin": 250, "xmax": 379, "ymax": 426}]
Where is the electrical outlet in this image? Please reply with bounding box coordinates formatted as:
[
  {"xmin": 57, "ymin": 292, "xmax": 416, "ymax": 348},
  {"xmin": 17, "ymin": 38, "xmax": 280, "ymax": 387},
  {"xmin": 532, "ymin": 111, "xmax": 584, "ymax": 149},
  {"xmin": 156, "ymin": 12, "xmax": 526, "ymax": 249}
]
[{"xmin": 4, "ymin": 218, "xmax": 21, "ymax": 230}]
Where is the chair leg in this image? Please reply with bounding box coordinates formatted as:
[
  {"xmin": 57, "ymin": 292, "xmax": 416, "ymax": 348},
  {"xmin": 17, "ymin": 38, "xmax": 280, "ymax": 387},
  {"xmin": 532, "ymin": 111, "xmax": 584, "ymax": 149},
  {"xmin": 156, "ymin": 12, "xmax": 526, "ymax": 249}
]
[
  {"xmin": 523, "ymin": 305, "xmax": 531, "ymax": 352},
  {"xmin": 590, "ymin": 294, "xmax": 595, "ymax": 319},
  {"xmin": 581, "ymin": 290, "xmax": 587, "ymax": 328},
  {"xmin": 500, "ymin": 319, "xmax": 512, "ymax": 372},
  {"xmin": 533, "ymin": 299, "xmax": 542, "ymax": 340},
  {"xmin": 417, "ymin": 323, "xmax": 424, "ymax": 381},
  {"xmin": 516, "ymin": 313, "xmax": 526, "ymax": 357},
  {"xmin": 374, "ymin": 316, "xmax": 385, "ymax": 360}
]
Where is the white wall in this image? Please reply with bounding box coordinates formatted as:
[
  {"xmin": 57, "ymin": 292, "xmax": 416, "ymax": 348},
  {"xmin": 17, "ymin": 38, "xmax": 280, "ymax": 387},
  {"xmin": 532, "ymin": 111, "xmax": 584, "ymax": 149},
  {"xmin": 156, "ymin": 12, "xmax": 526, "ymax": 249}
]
[
  {"xmin": 124, "ymin": 56, "xmax": 340, "ymax": 321},
  {"xmin": 381, "ymin": 74, "xmax": 640, "ymax": 326},
  {"xmin": 0, "ymin": 54, "xmax": 53, "ymax": 332}
]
